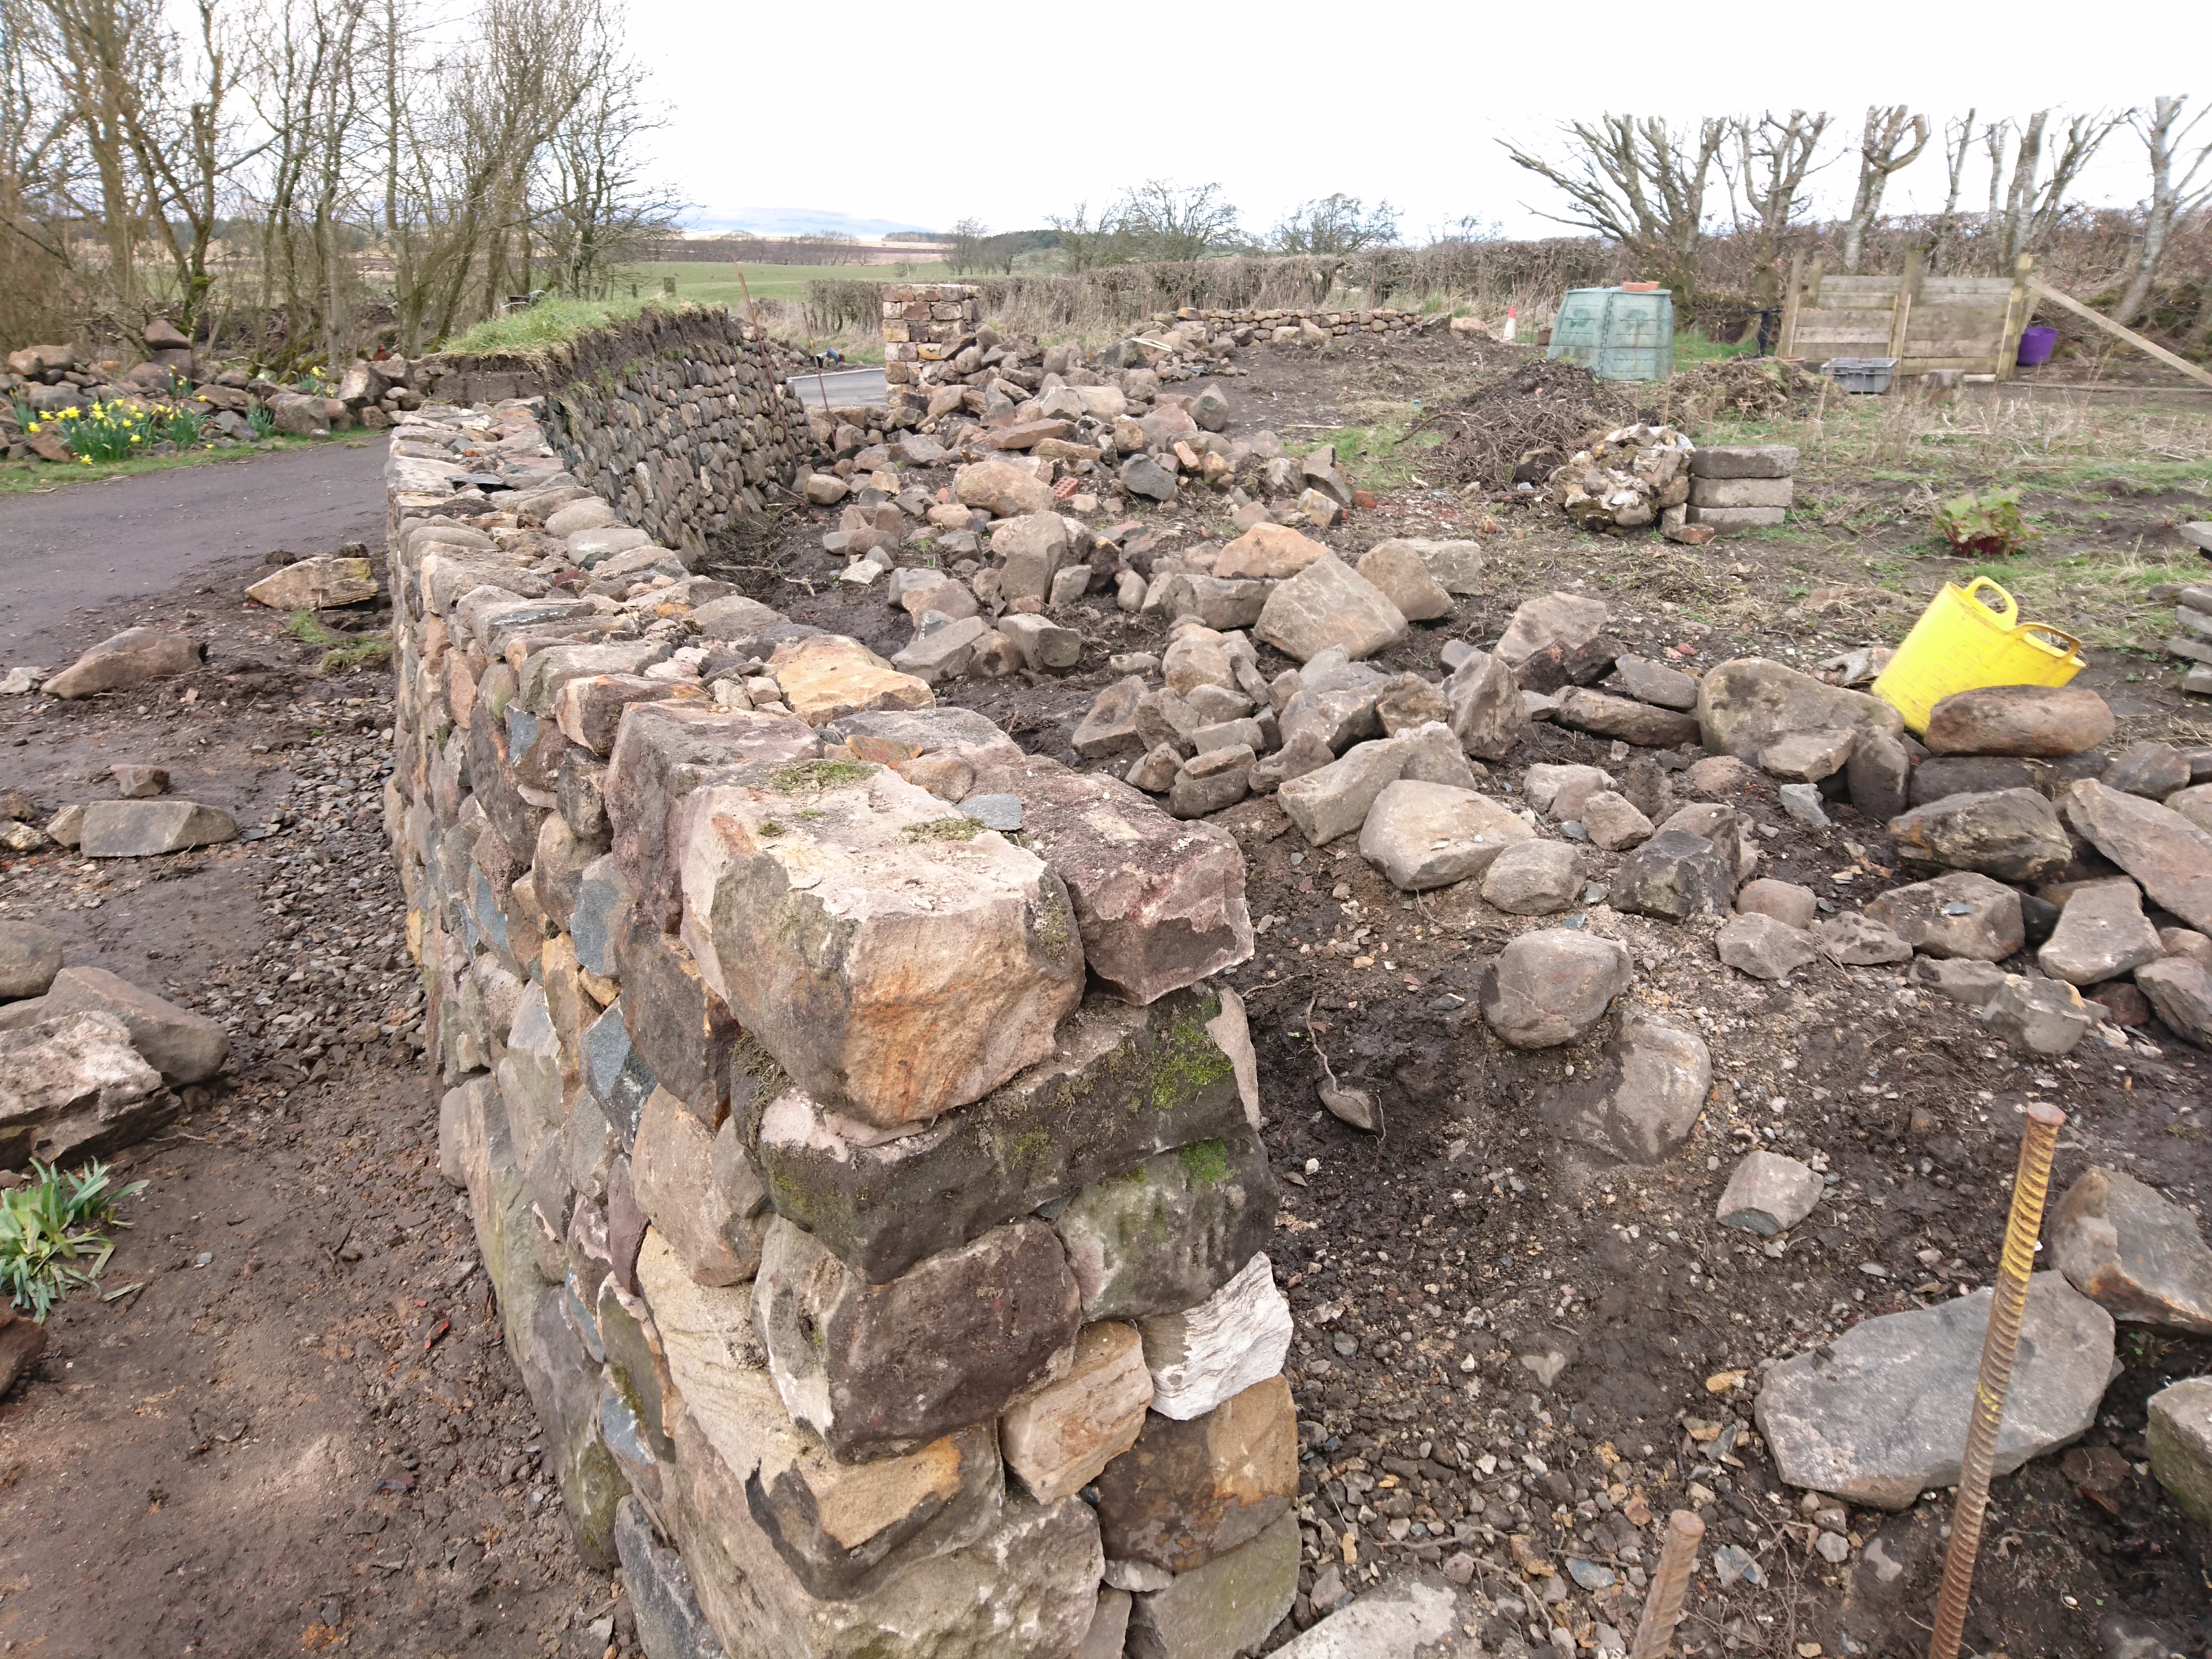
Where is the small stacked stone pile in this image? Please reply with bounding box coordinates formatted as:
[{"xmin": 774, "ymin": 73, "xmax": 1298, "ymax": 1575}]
[
  {"xmin": 384, "ymin": 400, "xmax": 1305, "ymax": 1657},
  {"xmin": 1684, "ymin": 443, "xmax": 1797, "ymax": 535}
]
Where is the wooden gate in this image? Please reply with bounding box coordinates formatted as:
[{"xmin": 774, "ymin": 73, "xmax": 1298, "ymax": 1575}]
[{"xmin": 1777, "ymin": 251, "xmax": 2033, "ymax": 380}]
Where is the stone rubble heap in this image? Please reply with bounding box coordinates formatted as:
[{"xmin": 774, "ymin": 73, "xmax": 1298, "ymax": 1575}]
[{"xmin": 382, "ymin": 400, "xmax": 1308, "ymax": 1658}]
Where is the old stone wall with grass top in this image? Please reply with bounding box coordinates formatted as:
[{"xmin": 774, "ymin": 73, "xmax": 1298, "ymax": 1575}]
[
  {"xmin": 379, "ymin": 396, "xmax": 1300, "ymax": 1658},
  {"xmin": 417, "ymin": 305, "xmax": 817, "ymax": 554}
]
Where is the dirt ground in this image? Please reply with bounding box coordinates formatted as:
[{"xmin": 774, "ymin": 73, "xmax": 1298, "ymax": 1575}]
[
  {"xmin": 1, "ymin": 329, "xmax": 2208, "ymax": 1659},
  {"xmin": 0, "ymin": 543, "xmax": 624, "ymax": 1658},
  {"xmin": 708, "ymin": 329, "xmax": 2212, "ymax": 1658}
]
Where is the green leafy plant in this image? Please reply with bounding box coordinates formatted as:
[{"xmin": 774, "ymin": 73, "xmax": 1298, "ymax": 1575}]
[
  {"xmin": 1, "ymin": 1160, "xmax": 146, "ymax": 1321},
  {"xmin": 1935, "ymin": 487, "xmax": 2039, "ymax": 556},
  {"xmin": 247, "ymin": 402, "xmax": 276, "ymax": 441},
  {"xmin": 160, "ymin": 405, "xmax": 208, "ymax": 447},
  {"xmin": 295, "ymin": 367, "xmax": 333, "ymax": 396}
]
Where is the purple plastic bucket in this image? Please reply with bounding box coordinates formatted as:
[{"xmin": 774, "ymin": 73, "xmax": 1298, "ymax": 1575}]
[{"xmin": 2017, "ymin": 325, "xmax": 2059, "ymax": 367}]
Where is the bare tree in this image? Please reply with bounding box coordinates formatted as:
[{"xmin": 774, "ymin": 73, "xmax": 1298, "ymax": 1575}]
[
  {"xmin": 2112, "ymin": 96, "xmax": 2212, "ymax": 325},
  {"xmin": 1110, "ymin": 180, "xmax": 1242, "ymax": 263},
  {"xmin": 1926, "ymin": 109, "xmax": 1978, "ymax": 274},
  {"xmin": 1502, "ymin": 115, "xmax": 1728, "ymax": 298},
  {"xmin": 1987, "ymin": 108, "xmax": 2123, "ymax": 269},
  {"xmin": 1271, "ymin": 194, "xmax": 1398, "ymax": 256},
  {"xmin": 1723, "ymin": 108, "xmax": 1832, "ymax": 303},
  {"xmin": 0, "ymin": 0, "xmax": 85, "ymax": 346},
  {"xmin": 534, "ymin": 43, "xmax": 676, "ymax": 302},
  {"xmin": 945, "ymin": 218, "xmax": 987, "ymax": 274},
  {"xmin": 1841, "ymin": 106, "xmax": 1929, "ymax": 273}
]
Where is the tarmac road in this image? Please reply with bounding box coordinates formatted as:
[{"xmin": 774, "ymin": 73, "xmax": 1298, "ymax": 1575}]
[
  {"xmin": 787, "ymin": 367, "xmax": 888, "ymax": 408},
  {"xmin": 0, "ymin": 437, "xmax": 391, "ymax": 667}
]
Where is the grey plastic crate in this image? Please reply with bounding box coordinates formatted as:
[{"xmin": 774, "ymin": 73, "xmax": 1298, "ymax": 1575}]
[{"xmin": 1824, "ymin": 356, "xmax": 1898, "ymax": 394}]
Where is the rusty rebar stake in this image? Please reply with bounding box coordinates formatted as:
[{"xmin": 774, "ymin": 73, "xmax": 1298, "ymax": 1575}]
[
  {"xmin": 1925, "ymin": 1101, "xmax": 2066, "ymax": 1659},
  {"xmin": 1629, "ymin": 1509, "xmax": 1704, "ymax": 1659}
]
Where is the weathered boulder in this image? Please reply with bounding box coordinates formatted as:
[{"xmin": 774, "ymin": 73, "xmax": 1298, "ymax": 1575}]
[
  {"xmin": 1555, "ymin": 688, "xmax": 1700, "ymax": 748},
  {"xmin": 769, "ymin": 634, "xmax": 935, "ymax": 726},
  {"xmin": 1073, "ymin": 677, "xmax": 1147, "ymax": 758},
  {"xmin": 1123, "ymin": 1511, "xmax": 1298, "ymax": 1659},
  {"xmin": 2146, "ymin": 1378, "xmax": 2212, "ymax": 1526},
  {"xmin": 1866, "ymin": 872, "xmax": 2024, "ymax": 961},
  {"xmin": 1816, "ymin": 912, "xmax": 1914, "ymax": 966},
  {"xmin": 1094, "ymin": 1376, "xmax": 1296, "ymax": 1574},
  {"xmin": 1055, "ymin": 1134, "xmax": 1277, "ymax": 1322},
  {"xmin": 1694, "ymin": 659, "xmax": 1904, "ymax": 761},
  {"xmin": 1613, "ymin": 655, "xmax": 1698, "ymax": 711},
  {"xmin": 1889, "ymin": 788, "xmax": 2071, "ymax": 882},
  {"xmin": 698, "ymin": 760, "xmax": 1084, "ymax": 1128},
  {"xmin": 743, "ymin": 988, "xmax": 1253, "ymax": 1284},
  {"xmin": 0, "ymin": 922, "xmax": 63, "ymax": 1001},
  {"xmin": 1759, "ymin": 728, "xmax": 1857, "ymax": 782},
  {"xmin": 1352, "ymin": 544, "xmax": 1452, "ymax": 622},
  {"xmin": 1214, "ymin": 523, "xmax": 1328, "ymax": 580},
  {"xmin": 1736, "ymin": 878, "xmax": 1819, "ymax": 930},
  {"xmin": 1276, "ymin": 739, "xmax": 1406, "ymax": 846},
  {"xmin": 0, "ymin": 1011, "xmax": 173, "ymax": 1168},
  {"xmin": 1717, "ymin": 912, "xmax": 1818, "ymax": 981},
  {"xmin": 1441, "ymin": 648, "xmax": 1528, "ymax": 760},
  {"xmin": 1002, "ymin": 1322, "xmax": 1154, "ymax": 1504},
  {"xmin": 755, "ymin": 1216, "xmax": 1080, "ymax": 1462},
  {"xmin": 1542, "ymin": 1012, "xmax": 1713, "ymax": 1164},
  {"xmin": 2038, "ymin": 880, "xmax": 2162, "ymax": 985},
  {"xmin": 1357, "ymin": 779, "xmax": 1534, "ymax": 891},
  {"xmin": 2049, "ymin": 1167, "xmax": 2212, "ymax": 1335},
  {"xmin": 2136, "ymin": 956, "xmax": 2212, "ymax": 1048},
  {"xmin": 1578, "ymin": 790, "xmax": 1654, "ymax": 851},
  {"xmin": 77, "ymin": 799, "xmax": 237, "ymax": 857},
  {"xmin": 1136, "ymin": 1253, "xmax": 1292, "ymax": 1421},
  {"xmin": 1611, "ymin": 830, "xmax": 1736, "ymax": 921},
  {"xmin": 1716, "ymin": 1151, "xmax": 1824, "ymax": 1235},
  {"xmin": 1494, "ymin": 592, "xmax": 1608, "ymax": 669},
  {"xmin": 956, "ymin": 460, "xmax": 1057, "ymax": 518},
  {"xmin": 1481, "ymin": 929, "xmax": 1633, "ymax": 1048},
  {"xmin": 1254, "ymin": 556, "xmax": 1408, "ymax": 663},
  {"xmin": 1756, "ymin": 1274, "xmax": 2114, "ymax": 1509},
  {"xmin": 0, "ymin": 966, "xmax": 227, "ymax": 1084},
  {"xmin": 245, "ymin": 556, "xmax": 377, "ymax": 611},
  {"xmin": 1525, "ymin": 763, "xmax": 1614, "ymax": 821},
  {"xmin": 43, "ymin": 628, "xmax": 203, "ymax": 699},
  {"xmin": 991, "ymin": 513, "xmax": 1073, "ymax": 601},
  {"xmin": 1923, "ymin": 686, "xmax": 2114, "ymax": 757},
  {"xmin": 2062, "ymin": 780, "xmax": 2212, "ymax": 933},
  {"xmin": 1479, "ymin": 840, "xmax": 1582, "ymax": 916}
]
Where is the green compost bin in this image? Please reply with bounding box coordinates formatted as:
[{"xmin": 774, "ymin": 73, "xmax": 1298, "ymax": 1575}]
[{"xmin": 1546, "ymin": 286, "xmax": 1674, "ymax": 381}]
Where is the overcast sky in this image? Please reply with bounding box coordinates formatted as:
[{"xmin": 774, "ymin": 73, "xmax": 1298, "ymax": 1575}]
[{"xmin": 626, "ymin": 0, "xmax": 2204, "ymax": 245}]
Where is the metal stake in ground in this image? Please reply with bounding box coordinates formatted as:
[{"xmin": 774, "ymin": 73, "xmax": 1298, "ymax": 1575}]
[
  {"xmin": 1628, "ymin": 1509, "xmax": 1704, "ymax": 1659},
  {"xmin": 1925, "ymin": 1100, "xmax": 2066, "ymax": 1659}
]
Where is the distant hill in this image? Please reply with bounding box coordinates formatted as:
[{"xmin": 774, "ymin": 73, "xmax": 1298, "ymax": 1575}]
[{"xmin": 679, "ymin": 206, "xmax": 938, "ymax": 240}]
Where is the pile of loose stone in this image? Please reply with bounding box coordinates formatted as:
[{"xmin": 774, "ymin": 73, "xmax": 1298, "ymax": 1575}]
[
  {"xmin": 1541, "ymin": 431, "xmax": 1799, "ymax": 544},
  {"xmin": 384, "ymin": 401, "xmax": 1332, "ymax": 1658}
]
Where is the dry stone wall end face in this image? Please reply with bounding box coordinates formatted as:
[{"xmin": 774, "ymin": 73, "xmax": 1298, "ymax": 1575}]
[
  {"xmin": 1123, "ymin": 1509, "xmax": 1299, "ymax": 1659},
  {"xmin": 1054, "ymin": 1134, "xmax": 1278, "ymax": 1323}
]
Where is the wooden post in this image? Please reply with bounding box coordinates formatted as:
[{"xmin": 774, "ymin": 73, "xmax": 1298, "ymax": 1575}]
[
  {"xmin": 1777, "ymin": 251, "xmax": 1805, "ymax": 360},
  {"xmin": 1996, "ymin": 254, "xmax": 2034, "ymax": 381},
  {"xmin": 1886, "ymin": 241, "xmax": 1925, "ymax": 374}
]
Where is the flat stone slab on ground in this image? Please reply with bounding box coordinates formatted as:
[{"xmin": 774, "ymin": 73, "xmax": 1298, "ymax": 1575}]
[
  {"xmin": 1756, "ymin": 1273, "xmax": 2114, "ymax": 1509},
  {"xmin": 1717, "ymin": 1151, "xmax": 1824, "ymax": 1235},
  {"xmin": 77, "ymin": 799, "xmax": 237, "ymax": 857},
  {"xmin": 1269, "ymin": 1576, "xmax": 1460, "ymax": 1659}
]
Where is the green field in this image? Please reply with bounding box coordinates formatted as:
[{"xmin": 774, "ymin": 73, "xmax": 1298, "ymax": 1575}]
[{"xmin": 631, "ymin": 260, "xmax": 954, "ymax": 305}]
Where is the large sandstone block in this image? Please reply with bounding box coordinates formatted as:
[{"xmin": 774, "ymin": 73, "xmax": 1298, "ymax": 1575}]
[
  {"xmin": 1002, "ymin": 1322, "xmax": 1155, "ymax": 1504},
  {"xmin": 1254, "ymin": 556, "xmax": 1408, "ymax": 663},
  {"xmin": 1056, "ymin": 1134, "xmax": 1277, "ymax": 1322},
  {"xmin": 77, "ymin": 800, "xmax": 237, "ymax": 857},
  {"xmin": 606, "ymin": 701, "xmax": 819, "ymax": 932},
  {"xmin": 1694, "ymin": 658, "xmax": 1904, "ymax": 760},
  {"xmin": 699, "ymin": 760, "xmax": 1085, "ymax": 1128},
  {"xmin": 43, "ymin": 628, "xmax": 203, "ymax": 699},
  {"xmin": 743, "ymin": 987, "xmax": 1254, "ymax": 1284},
  {"xmin": 3, "ymin": 966, "xmax": 226, "ymax": 1084},
  {"xmin": 769, "ymin": 634, "xmax": 935, "ymax": 726},
  {"xmin": 1442, "ymin": 648, "xmax": 1528, "ymax": 760},
  {"xmin": 1357, "ymin": 779, "xmax": 1533, "ymax": 891},
  {"xmin": 2062, "ymin": 780, "xmax": 2212, "ymax": 934},
  {"xmin": 2049, "ymin": 1166, "xmax": 2212, "ymax": 1334},
  {"xmin": 1094, "ymin": 1376, "xmax": 1296, "ymax": 1574},
  {"xmin": 1277, "ymin": 737, "xmax": 1407, "ymax": 845},
  {"xmin": 998, "ymin": 756, "xmax": 1253, "ymax": 1004},
  {"xmin": 754, "ymin": 1218, "xmax": 1082, "ymax": 1462},
  {"xmin": 0, "ymin": 1011, "xmax": 173, "ymax": 1168},
  {"xmin": 558, "ymin": 674, "xmax": 706, "ymax": 756},
  {"xmin": 617, "ymin": 915, "xmax": 737, "ymax": 1117}
]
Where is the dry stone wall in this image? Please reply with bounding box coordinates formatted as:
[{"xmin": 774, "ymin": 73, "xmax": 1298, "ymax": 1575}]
[{"xmin": 380, "ymin": 398, "xmax": 1300, "ymax": 1658}]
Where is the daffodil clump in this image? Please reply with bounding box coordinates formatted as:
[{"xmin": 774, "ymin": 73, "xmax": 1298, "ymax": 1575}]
[{"xmin": 26, "ymin": 398, "xmax": 211, "ymax": 464}]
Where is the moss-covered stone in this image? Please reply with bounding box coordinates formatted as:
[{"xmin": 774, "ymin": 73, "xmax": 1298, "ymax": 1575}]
[
  {"xmin": 1055, "ymin": 1133, "xmax": 1276, "ymax": 1322},
  {"xmin": 744, "ymin": 988, "xmax": 1248, "ymax": 1284}
]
